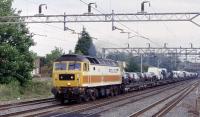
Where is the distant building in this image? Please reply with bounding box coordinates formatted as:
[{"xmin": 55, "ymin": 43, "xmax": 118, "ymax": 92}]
[
  {"xmin": 178, "ymin": 61, "xmax": 200, "ymax": 73},
  {"xmin": 32, "ymin": 57, "xmax": 45, "ymax": 77}
]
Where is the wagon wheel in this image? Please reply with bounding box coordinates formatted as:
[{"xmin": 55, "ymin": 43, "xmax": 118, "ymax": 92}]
[
  {"xmin": 90, "ymin": 91, "xmax": 97, "ymax": 101},
  {"xmin": 76, "ymin": 96, "xmax": 83, "ymax": 103},
  {"xmin": 110, "ymin": 88, "xmax": 114, "ymax": 97},
  {"xmin": 55, "ymin": 93, "xmax": 61, "ymax": 101},
  {"xmin": 114, "ymin": 88, "xmax": 119, "ymax": 96},
  {"xmin": 83, "ymin": 94, "xmax": 90, "ymax": 102},
  {"xmin": 60, "ymin": 97, "xmax": 65, "ymax": 104}
]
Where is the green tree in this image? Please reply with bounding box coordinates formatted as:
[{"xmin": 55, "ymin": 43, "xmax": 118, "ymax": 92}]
[
  {"xmin": 44, "ymin": 47, "xmax": 64, "ymax": 67},
  {"xmin": 0, "ymin": 44, "xmax": 19, "ymax": 84},
  {"xmin": 125, "ymin": 57, "xmax": 140, "ymax": 72},
  {"xmin": 0, "ymin": 0, "xmax": 34, "ymax": 86},
  {"xmin": 106, "ymin": 52, "xmax": 140, "ymax": 72},
  {"xmin": 42, "ymin": 47, "xmax": 64, "ymax": 76},
  {"xmin": 75, "ymin": 27, "xmax": 96, "ymax": 56}
]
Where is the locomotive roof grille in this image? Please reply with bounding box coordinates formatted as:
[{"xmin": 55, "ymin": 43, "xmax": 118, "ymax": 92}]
[
  {"xmin": 86, "ymin": 57, "xmax": 100, "ymax": 64},
  {"xmin": 55, "ymin": 54, "xmax": 89, "ymax": 62},
  {"xmin": 55, "ymin": 54, "xmax": 118, "ymax": 67}
]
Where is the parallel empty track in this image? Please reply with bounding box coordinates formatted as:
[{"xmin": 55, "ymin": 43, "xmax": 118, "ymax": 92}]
[
  {"xmin": 128, "ymin": 81, "xmax": 199, "ymax": 117},
  {"xmin": 0, "ymin": 98, "xmax": 59, "ymax": 117}
]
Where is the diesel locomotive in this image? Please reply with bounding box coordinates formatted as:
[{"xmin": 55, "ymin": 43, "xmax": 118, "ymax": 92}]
[{"xmin": 51, "ymin": 54, "xmax": 123, "ymax": 103}]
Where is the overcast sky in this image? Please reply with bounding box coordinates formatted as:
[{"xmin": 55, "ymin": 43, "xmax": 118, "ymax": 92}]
[{"xmin": 12, "ymin": 0, "xmax": 200, "ymax": 56}]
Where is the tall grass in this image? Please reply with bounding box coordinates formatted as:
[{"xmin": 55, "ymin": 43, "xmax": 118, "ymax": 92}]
[{"xmin": 0, "ymin": 80, "xmax": 52, "ymax": 101}]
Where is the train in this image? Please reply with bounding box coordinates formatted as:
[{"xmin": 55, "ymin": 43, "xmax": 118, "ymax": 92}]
[{"xmin": 51, "ymin": 54, "xmax": 198, "ymax": 104}]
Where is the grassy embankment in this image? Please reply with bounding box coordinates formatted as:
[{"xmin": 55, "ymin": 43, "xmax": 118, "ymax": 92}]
[{"xmin": 0, "ymin": 79, "xmax": 53, "ymax": 101}]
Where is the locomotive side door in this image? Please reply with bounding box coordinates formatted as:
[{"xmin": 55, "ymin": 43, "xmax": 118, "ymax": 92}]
[{"xmin": 83, "ymin": 62, "xmax": 90, "ymax": 85}]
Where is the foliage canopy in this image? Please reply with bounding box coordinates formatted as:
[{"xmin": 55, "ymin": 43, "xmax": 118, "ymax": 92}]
[
  {"xmin": 75, "ymin": 27, "xmax": 96, "ymax": 56},
  {"xmin": 0, "ymin": 0, "xmax": 34, "ymax": 86},
  {"xmin": 44, "ymin": 47, "xmax": 64, "ymax": 67}
]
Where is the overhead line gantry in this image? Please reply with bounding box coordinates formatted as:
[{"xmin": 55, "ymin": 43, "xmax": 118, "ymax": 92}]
[
  {"xmin": 0, "ymin": 12, "xmax": 200, "ymax": 27},
  {"xmin": 102, "ymin": 47, "xmax": 200, "ymax": 58}
]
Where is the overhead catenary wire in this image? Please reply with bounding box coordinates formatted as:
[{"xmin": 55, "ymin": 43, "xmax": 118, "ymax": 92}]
[
  {"xmin": 25, "ymin": 0, "xmax": 159, "ymax": 48},
  {"xmin": 25, "ymin": 0, "xmax": 64, "ymax": 31},
  {"xmin": 26, "ymin": 0, "xmax": 122, "ymax": 48},
  {"xmin": 30, "ymin": 24, "xmax": 73, "ymax": 42},
  {"xmin": 79, "ymin": 0, "xmax": 161, "ymax": 47},
  {"xmin": 150, "ymin": 5, "xmax": 177, "ymax": 39},
  {"xmin": 116, "ymin": 21, "xmax": 161, "ymax": 47},
  {"xmin": 14, "ymin": 0, "xmax": 128, "ymax": 56},
  {"xmin": 24, "ymin": 0, "xmax": 85, "ymax": 51},
  {"xmin": 78, "ymin": 0, "xmax": 141, "ymax": 34}
]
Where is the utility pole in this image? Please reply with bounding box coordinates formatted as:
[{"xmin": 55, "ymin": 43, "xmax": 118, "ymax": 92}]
[
  {"xmin": 141, "ymin": 54, "xmax": 143, "ymax": 73},
  {"xmin": 120, "ymin": 31, "xmax": 131, "ymax": 48},
  {"xmin": 102, "ymin": 48, "xmax": 106, "ymax": 58},
  {"xmin": 157, "ymin": 58, "xmax": 160, "ymax": 68},
  {"xmin": 185, "ymin": 50, "xmax": 188, "ymax": 69}
]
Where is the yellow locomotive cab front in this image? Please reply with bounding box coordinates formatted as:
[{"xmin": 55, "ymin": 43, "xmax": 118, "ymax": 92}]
[{"xmin": 52, "ymin": 61, "xmax": 84, "ymax": 87}]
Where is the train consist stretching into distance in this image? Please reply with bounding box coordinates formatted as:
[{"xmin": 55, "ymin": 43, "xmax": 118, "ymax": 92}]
[{"xmin": 51, "ymin": 54, "xmax": 198, "ymax": 103}]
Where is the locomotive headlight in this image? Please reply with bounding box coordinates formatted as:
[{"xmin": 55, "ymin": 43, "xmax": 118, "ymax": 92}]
[{"xmin": 67, "ymin": 82, "xmax": 71, "ymax": 86}]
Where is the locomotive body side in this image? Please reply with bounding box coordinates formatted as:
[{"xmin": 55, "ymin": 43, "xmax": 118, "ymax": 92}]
[{"xmin": 82, "ymin": 64, "xmax": 122, "ymax": 87}]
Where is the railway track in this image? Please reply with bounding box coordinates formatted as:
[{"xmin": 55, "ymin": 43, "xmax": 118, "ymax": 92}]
[
  {"xmin": 0, "ymin": 79, "xmax": 196, "ymax": 117},
  {"xmin": 0, "ymin": 98, "xmax": 60, "ymax": 117},
  {"xmin": 127, "ymin": 81, "xmax": 199, "ymax": 117},
  {"xmin": 0, "ymin": 98, "xmax": 55, "ymax": 111},
  {"xmin": 19, "ymin": 81, "xmax": 187, "ymax": 117},
  {"xmin": 37, "ymin": 80, "xmax": 196, "ymax": 117}
]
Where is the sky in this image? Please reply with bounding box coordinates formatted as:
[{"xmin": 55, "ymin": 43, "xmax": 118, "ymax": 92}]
[{"xmin": 12, "ymin": 0, "xmax": 200, "ymax": 56}]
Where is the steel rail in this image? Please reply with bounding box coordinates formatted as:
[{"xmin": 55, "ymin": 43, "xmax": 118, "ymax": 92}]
[
  {"xmin": 1, "ymin": 79, "xmax": 195, "ymax": 117},
  {"xmin": 152, "ymin": 82, "xmax": 199, "ymax": 117},
  {"xmin": 0, "ymin": 103, "xmax": 60, "ymax": 117},
  {"xmin": 76, "ymin": 81, "xmax": 198, "ymax": 117},
  {"xmin": 127, "ymin": 81, "xmax": 198, "ymax": 117},
  {"xmin": 46, "ymin": 80, "xmax": 194, "ymax": 117},
  {"xmin": 25, "ymin": 81, "xmax": 188, "ymax": 117},
  {"xmin": 0, "ymin": 97, "xmax": 55, "ymax": 109}
]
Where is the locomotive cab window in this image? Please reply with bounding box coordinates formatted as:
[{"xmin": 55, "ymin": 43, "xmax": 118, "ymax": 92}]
[
  {"xmin": 83, "ymin": 63, "xmax": 88, "ymax": 71},
  {"xmin": 68, "ymin": 62, "xmax": 81, "ymax": 71},
  {"xmin": 54, "ymin": 63, "xmax": 67, "ymax": 70}
]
